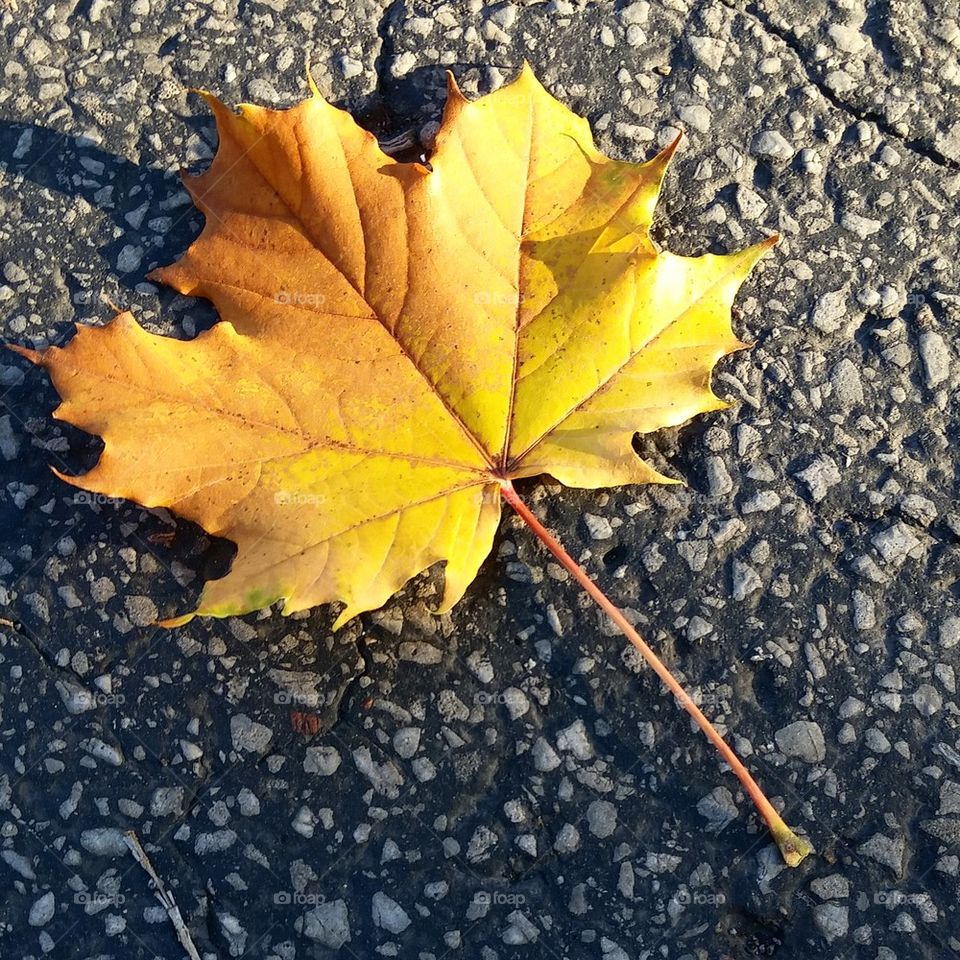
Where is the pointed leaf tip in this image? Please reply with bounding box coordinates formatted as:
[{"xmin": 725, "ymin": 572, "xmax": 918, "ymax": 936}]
[
  {"xmin": 5, "ymin": 342, "xmax": 42, "ymax": 365},
  {"xmin": 661, "ymin": 130, "xmax": 683, "ymax": 160},
  {"xmin": 157, "ymin": 612, "xmax": 196, "ymax": 629},
  {"xmin": 306, "ymin": 53, "xmax": 321, "ymax": 98},
  {"xmin": 186, "ymin": 86, "xmax": 214, "ymax": 103},
  {"xmin": 444, "ymin": 69, "xmax": 463, "ymax": 97}
]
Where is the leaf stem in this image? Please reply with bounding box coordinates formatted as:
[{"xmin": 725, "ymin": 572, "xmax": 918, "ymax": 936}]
[{"xmin": 499, "ymin": 479, "xmax": 813, "ymax": 867}]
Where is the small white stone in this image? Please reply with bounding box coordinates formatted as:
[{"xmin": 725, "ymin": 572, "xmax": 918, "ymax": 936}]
[
  {"xmin": 686, "ymin": 615, "xmax": 713, "ymax": 642},
  {"xmin": 556, "ymin": 719, "xmax": 593, "ymax": 760},
  {"xmin": 938, "ymin": 780, "xmax": 960, "ymax": 816},
  {"xmin": 794, "ymin": 456, "xmax": 841, "ymax": 502},
  {"xmin": 502, "ymin": 687, "xmax": 530, "ymax": 720},
  {"xmin": 865, "ymin": 727, "xmax": 891, "ymax": 753},
  {"xmin": 732, "ymin": 560, "xmax": 761, "ymax": 601},
  {"xmin": 338, "ymin": 56, "xmax": 362, "ymax": 80},
  {"xmin": 391, "ymin": 52, "xmax": 417, "ymax": 77},
  {"xmin": 584, "ymin": 513, "xmax": 613, "ymax": 540},
  {"xmin": 56, "ymin": 680, "xmax": 96, "ymax": 715},
  {"xmin": 828, "ymin": 23, "xmax": 866, "ymax": 53},
  {"xmin": 841, "ymin": 211, "xmax": 882, "ymax": 238},
  {"xmin": 80, "ymin": 828, "xmax": 128, "ymax": 857},
  {"xmin": 858, "ymin": 833, "xmax": 905, "ymax": 872},
  {"xmin": 353, "ymin": 747, "xmax": 403, "ymax": 798},
  {"xmin": 554, "ymin": 823, "xmax": 580, "ymax": 853},
  {"xmin": 940, "ymin": 616, "xmax": 960, "ymax": 649},
  {"xmin": 677, "ymin": 104, "xmax": 711, "ymax": 133},
  {"xmin": 372, "ymin": 892, "xmax": 410, "ymax": 934},
  {"xmin": 775, "ymin": 720, "xmax": 826, "ymax": 762},
  {"xmin": 151, "ymin": 786, "xmax": 185, "ymax": 817},
  {"xmin": 677, "ymin": 540, "xmax": 709, "ymax": 572},
  {"xmin": 3, "ymin": 261, "xmax": 28, "ymax": 283},
  {"xmin": 393, "ymin": 727, "xmax": 421, "ymax": 759},
  {"xmin": 29, "ymin": 892, "xmax": 55, "ymax": 927},
  {"xmin": 116, "ymin": 244, "xmax": 143, "ymax": 273},
  {"xmin": 918, "ymin": 331, "xmax": 950, "ymax": 387},
  {"xmin": 532, "ymin": 737, "xmax": 561, "ymax": 771},
  {"xmin": 80, "ymin": 738, "xmax": 123, "ymax": 766},
  {"xmin": 412, "ymin": 757, "xmax": 436, "ymax": 782},
  {"xmin": 398, "ymin": 641, "xmax": 442, "ymax": 664},
  {"xmin": 230, "ymin": 714, "xmax": 273, "ymax": 754},
  {"xmin": 688, "ymin": 35, "xmax": 726, "ymax": 70},
  {"xmin": 853, "ymin": 590, "xmax": 876, "ymax": 630},
  {"xmin": 237, "ymin": 788, "xmax": 260, "ymax": 816},
  {"xmin": 838, "ymin": 696, "xmax": 864, "ymax": 719},
  {"xmin": 752, "ymin": 130, "xmax": 794, "ymax": 160},
  {"xmin": 899, "ymin": 495, "xmax": 936, "ymax": 526},
  {"xmin": 194, "ymin": 829, "xmax": 237, "ymax": 854},
  {"xmin": 829, "ymin": 358, "xmax": 863, "ymax": 406},
  {"xmin": 516, "ymin": 834, "xmax": 537, "ymax": 856},
  {"xmin": 696, "ymin": 786, "xmax": 738, "ymax": 830},
  {"xmin": 814, "ymin": 903, "xmax": 849, "ymax": 941},
  {"xmin": 735, "ymin": 184, "xmax": 768, "ymax": 220},
  {"xmin": 741, "ymin": 490, "xmax": 781, "ymax": 514},
  {"xmin": 704, "ymin": 456, "xmax": 733, "ymax": 497},
  {"xmin": 811, "ymin": 874, "xmax": 850, "ymax": 900},
  {"xmin": 292, "ymin": 806, "xmax": 317, "ymax": 839},
  {"xmin": 586, "ymin": 800, "xmax": 617, "ymax": 838},
  {"xmin": 872, "ymin": 523, "xmax": 921, "ymax": 564},
  {"xmin": 304, "ymin": 899, "xmax": 351, "ymax": 948},
  {"xmin": 913, "ymin": 684, "xmax": 942, "ymax": 717},
  {"xmin": 1, "ymin": 851, "xmax": 35, "ymax": 881}
]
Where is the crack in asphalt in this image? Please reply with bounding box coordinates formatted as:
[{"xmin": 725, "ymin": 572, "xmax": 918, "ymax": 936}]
[
  {"xmin": 332, "ymin": 633, "xmax": 371, "ymax": 733},
  {"xmin": 0, "ymin": 616, "xmax": 87, "ymax": 686},
  {"xmin": 720, "ymin": 0, "xmax": 960, "ymax": 172}
]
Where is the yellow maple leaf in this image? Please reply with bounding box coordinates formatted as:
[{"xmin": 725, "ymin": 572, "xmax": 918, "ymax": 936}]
[
  {"xmin": 15, "ymin": 65, "xmax": 771, "ymax": 628},
  {"xmin": 11, "ymin": 66, "xmax": 813, "ymax": 865}
]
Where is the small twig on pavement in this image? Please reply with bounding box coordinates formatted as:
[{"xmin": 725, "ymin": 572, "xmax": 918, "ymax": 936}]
[{"xmin": 124, "ymin": 831, "xmax": 203, "ymax": 960}]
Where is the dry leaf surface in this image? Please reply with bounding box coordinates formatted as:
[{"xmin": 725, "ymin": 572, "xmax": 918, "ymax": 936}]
[{"xmin": 15, "ymin": 65, "xmax": 773, "ymax": 626}]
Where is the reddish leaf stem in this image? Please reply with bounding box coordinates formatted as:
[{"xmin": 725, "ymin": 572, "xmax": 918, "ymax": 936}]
[{"xmin": 499, "ymin": 479, "xmax": 813, "ymax": 867}]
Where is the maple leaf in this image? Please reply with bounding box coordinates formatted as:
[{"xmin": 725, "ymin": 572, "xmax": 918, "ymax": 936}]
[
  {"xmin": 14, "ymin": 65, "xmax": 770, "ymax": 627},
  {"xmin": 12, "ymin": 65, "xmax": 812, "ymax": 865}
]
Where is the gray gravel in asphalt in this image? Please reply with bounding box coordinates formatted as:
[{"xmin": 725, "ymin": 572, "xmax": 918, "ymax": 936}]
[{"xmin": 2, "ymin": 0, "xmax": 960, "ymax": 958}]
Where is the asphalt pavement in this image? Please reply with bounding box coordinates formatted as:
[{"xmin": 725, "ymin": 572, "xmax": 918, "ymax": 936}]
[{"xmin": 1, "ymin": 0, "xmax": 959, "ymax": 957}]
